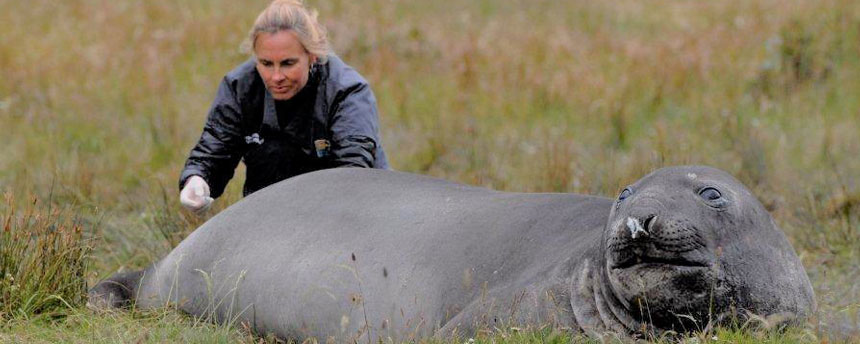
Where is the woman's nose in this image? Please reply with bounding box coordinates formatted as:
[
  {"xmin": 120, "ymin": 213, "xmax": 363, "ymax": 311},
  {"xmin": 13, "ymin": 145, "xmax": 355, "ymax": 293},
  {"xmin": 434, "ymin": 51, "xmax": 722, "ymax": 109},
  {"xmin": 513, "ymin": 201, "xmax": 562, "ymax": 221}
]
[{"xmin": 272, "ymin": 69, "xmax": 286, "ymax": 81}]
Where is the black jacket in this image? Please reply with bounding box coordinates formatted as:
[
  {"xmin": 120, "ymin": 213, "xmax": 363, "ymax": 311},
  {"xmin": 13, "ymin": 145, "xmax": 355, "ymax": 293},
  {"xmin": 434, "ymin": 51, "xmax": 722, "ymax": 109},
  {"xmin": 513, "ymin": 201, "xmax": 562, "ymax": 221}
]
[{"xmin": 179, "ymin": 55, "xmax": 389, "ymax": 197}]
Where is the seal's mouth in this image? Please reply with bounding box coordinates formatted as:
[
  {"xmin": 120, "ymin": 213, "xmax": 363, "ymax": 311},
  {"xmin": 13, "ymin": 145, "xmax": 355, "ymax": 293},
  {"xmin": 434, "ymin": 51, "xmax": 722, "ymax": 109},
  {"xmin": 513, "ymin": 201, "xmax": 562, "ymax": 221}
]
[
  {"xmin": 610, "ymin": 255, "xmax": 711, "ymax": 270},
  {"xmin": 606, "ymin": 213, "xmax": 714, "ymax": 271}
]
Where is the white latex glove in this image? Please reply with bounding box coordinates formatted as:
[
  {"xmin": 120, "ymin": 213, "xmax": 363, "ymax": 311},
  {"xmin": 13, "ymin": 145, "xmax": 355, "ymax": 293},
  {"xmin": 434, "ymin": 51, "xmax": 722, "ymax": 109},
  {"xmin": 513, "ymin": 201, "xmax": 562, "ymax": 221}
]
[{"xmin": 180, "ymin": 175, "xmax": 214, "ymax": 214}]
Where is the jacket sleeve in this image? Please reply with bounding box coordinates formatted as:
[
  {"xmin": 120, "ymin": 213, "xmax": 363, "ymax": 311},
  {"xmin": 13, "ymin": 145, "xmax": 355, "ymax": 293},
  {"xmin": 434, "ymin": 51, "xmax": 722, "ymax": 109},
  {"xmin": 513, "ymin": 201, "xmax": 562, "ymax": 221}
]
[
  {"xmin": 327, "ymin": 82, "xmax": 381, "ymax": 168},
  {"xmin": 178, "ymin": 77, "xmax": 246, "ymax": 198}
]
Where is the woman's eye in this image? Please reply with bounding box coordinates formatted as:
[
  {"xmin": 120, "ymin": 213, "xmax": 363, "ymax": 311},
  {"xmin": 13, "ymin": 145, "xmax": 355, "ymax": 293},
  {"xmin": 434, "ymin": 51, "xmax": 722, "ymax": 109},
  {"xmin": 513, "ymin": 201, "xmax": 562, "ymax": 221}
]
[
  {"xmin": 278, "ymin": 59, "xmax": 298, "ymax": 67},
  {"xmin": 699, "ymin": 187, "xmax": 722, "ymax": 201},
  {"xmin": 618, "ymin": 188, "xmax": 632, "ymax": 201}
]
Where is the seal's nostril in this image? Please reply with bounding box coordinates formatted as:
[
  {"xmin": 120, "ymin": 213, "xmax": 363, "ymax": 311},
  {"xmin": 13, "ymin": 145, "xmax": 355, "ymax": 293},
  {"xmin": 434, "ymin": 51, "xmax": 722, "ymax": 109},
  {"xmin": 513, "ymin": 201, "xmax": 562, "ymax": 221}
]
[{"xmin": 643, "ymin": 215, "xmax": 656, "ymax": 232}]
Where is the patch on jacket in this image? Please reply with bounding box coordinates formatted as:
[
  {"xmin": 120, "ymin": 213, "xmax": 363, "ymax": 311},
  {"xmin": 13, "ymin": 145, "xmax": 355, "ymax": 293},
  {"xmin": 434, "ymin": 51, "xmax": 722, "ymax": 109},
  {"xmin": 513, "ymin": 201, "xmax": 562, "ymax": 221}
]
[{"xmin": 314, "ymin": 139, "xmax": 330, "ymax": 158}]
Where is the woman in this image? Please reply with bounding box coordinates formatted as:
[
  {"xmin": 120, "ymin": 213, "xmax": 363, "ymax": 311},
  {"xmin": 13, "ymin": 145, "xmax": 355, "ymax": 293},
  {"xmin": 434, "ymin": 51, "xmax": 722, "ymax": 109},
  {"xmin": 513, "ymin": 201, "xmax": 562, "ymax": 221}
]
[{"xmin": 179, "ymin": 0, "xmax": 388, "ymax": 213}]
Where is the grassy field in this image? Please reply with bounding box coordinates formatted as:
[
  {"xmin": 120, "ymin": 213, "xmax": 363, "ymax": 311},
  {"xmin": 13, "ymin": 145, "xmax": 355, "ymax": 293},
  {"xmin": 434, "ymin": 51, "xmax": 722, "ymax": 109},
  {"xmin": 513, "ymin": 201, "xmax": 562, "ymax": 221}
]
[{"xmin": 1, "ymin": 0, "xmax": 858, "ymax": 342}]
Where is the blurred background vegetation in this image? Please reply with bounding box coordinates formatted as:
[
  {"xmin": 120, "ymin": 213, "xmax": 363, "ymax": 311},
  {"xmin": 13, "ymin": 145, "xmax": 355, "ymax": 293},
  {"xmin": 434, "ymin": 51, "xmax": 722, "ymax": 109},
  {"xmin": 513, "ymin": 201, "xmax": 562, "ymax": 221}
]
[{"xmin": 0, "ymin": 0, "xmax": 857, "ymax": 342}]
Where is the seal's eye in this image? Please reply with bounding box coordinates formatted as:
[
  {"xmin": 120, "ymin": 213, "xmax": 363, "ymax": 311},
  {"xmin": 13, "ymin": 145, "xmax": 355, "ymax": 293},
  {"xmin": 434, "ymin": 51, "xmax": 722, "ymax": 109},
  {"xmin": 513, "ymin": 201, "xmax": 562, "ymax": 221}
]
[
  {"xmin": 618, "ymin": 188, "xmax": 632, "ymax": 201},
  {"xmin": 699, "ymin": 187, "xmax": 722, "ymax": 201}
]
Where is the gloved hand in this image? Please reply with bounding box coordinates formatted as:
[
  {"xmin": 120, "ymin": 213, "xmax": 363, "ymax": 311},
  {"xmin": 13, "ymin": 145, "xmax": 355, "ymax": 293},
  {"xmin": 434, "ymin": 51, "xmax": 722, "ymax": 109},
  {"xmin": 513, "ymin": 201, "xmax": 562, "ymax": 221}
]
[{"xmin": 180, "ymin": 175, "xmax": 214, "ymax": 214}]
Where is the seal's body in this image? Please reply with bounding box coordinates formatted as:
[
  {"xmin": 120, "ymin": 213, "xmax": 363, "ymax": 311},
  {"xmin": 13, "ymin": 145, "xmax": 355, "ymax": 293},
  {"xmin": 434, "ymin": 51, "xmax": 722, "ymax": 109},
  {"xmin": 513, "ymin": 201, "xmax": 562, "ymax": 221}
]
[{"xmin": 90, "ymin": 166, "xmax": 815, "ymax": 341}]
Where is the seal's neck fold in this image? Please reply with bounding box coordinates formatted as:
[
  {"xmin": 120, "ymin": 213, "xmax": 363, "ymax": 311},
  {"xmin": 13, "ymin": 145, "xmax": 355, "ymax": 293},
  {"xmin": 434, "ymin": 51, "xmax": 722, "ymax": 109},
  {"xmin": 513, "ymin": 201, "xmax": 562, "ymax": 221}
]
[{"xmin": 569, "ymin": 259, "xmax": 645, "ymax": 338}]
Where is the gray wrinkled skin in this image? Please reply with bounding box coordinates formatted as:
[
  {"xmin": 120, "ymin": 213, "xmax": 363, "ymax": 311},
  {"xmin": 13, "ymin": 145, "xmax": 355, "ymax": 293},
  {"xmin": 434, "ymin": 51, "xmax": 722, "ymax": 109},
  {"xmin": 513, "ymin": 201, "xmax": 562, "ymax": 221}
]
[{"xmin": 89, "ymin": 166, "xmax": 815, "ymax": 341}]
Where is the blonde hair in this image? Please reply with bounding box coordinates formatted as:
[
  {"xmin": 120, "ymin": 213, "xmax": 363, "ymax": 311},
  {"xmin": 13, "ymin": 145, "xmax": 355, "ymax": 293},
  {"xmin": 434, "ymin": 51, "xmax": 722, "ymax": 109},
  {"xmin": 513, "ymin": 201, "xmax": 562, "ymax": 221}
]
[{"xmin": 241, "ymin": 0, "xmax": 330, "ymax": 63}]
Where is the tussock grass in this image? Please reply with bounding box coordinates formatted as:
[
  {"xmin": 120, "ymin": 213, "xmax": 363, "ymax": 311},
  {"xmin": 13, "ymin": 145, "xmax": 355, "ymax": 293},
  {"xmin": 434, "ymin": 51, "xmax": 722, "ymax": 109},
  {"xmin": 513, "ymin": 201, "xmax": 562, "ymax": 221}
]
[
  {"xmin": 1, "ymin": 0, "xmax": 858, "ymax": 342},
  {"xmin": 0, "ymin": 194, "xmax": 91, "ymax": 321}
]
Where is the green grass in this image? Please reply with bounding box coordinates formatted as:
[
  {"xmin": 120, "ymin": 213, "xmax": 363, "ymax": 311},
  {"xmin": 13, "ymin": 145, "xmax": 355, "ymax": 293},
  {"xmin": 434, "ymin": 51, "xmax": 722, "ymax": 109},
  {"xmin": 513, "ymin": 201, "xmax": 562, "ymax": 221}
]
[
  {"xmin": 0, "ymin": 309, "xmax": 252, "ymax": 343},
  {"xmin": 1, "ymin": 0, "xmax": 858, "ymax": 342}
]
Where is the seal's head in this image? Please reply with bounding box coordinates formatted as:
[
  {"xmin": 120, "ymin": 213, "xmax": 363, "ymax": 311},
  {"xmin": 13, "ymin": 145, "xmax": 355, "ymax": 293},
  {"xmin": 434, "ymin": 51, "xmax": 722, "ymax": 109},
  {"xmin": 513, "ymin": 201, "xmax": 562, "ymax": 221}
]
[{"xmin": 603, "ymin": 166, "xmax": 815, "ymax": 333}]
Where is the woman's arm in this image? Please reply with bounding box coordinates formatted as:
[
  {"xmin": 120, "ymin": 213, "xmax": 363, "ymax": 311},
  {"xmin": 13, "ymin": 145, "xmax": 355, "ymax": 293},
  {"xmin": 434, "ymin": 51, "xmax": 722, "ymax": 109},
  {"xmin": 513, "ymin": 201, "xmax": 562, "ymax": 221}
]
[
  {"xmin": 327, "ymin": 81, "xmax": 383, "ymax": 168},
  {"xmin": 179, "ymin": 77, "xmax": 246, "ymax": 198}
]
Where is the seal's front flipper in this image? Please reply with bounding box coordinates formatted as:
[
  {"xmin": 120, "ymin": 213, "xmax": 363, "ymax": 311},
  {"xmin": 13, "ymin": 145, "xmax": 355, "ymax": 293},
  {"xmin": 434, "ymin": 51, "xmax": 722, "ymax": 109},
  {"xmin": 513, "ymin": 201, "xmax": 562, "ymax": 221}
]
[{"xmin": 87, "ymin": 269, "xmax": 144, "ymax": 310}]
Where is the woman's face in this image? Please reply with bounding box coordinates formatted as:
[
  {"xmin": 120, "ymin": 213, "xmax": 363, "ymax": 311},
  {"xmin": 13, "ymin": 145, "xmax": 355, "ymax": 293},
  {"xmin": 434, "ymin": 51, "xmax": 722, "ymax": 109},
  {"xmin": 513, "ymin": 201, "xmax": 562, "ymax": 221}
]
[{"xmin": 254, "ymin": 30, "xmax": 316, "ymax": 100}]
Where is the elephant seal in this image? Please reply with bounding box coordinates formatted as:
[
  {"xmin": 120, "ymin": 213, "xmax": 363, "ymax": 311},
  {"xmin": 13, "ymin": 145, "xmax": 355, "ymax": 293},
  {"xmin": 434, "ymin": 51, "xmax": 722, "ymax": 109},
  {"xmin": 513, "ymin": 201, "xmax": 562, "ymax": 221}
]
[{"xmin": 89, "ymin": 166, "xmax": 815, "ymax": 340}]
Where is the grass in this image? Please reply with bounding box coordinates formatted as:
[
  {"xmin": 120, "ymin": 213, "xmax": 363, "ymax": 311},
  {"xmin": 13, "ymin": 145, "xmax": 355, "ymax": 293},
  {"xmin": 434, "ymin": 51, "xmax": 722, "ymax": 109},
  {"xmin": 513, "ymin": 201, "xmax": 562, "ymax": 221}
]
[
  {"xmin": 0, "ymin": 194, "xmax": 91, "ymax": 321},
  {"xmin": 1, "ymin": 0, "xmax": 858, "ymax": 342},
  {"xmin": 0, "ymin": 309, "xmax": 252, "ymax": 343}
]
